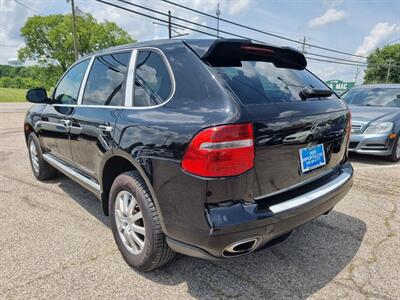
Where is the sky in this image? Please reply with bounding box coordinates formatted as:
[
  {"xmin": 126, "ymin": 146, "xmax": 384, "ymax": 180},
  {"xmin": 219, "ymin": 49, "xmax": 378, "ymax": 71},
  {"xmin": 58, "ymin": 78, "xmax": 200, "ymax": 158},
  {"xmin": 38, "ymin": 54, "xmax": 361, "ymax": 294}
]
[{"xmin": 1, "ymin": 0, "xmax": 399, "ymax": 84}]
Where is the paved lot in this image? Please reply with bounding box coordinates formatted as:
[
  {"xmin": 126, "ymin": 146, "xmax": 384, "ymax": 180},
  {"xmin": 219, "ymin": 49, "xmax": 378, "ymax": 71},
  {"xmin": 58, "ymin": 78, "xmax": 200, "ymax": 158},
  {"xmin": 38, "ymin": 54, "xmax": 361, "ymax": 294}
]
[{"xmin": 1, "ymin": 102, "xmax": 399, "ymax": 299}]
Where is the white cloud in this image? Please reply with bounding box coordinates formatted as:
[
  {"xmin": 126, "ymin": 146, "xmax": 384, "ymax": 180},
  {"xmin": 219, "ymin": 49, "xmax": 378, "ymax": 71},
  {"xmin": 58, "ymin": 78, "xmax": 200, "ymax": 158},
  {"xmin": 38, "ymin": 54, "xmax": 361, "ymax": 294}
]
[
  {"xmin": 0, "ymin": 0, "xmax": 37, "ymax": 64},
  {"xmin": 79, "ymin": 0, "xmax": 252, "ymax": 41},
  {"xmin": 355, "ymin": 22, "xmax": 400, "ymax": 56},
  {"xmin": 176, "ymin": 0, "xmax": 252, "ymax": 16},
  {"xmin": 308, "ymin": 8, "xmax": 347, "ymax": 28},
  {"xmin": 226, "ymin": 0, "xmax": 252, "ymax": 15},
  {"xmin": 0, "ymin": 0, "xmax": 254, "ymax": 65},
  {"xmin": 323, "ymin": 0, "xmax": 344, "ymax": 7}
]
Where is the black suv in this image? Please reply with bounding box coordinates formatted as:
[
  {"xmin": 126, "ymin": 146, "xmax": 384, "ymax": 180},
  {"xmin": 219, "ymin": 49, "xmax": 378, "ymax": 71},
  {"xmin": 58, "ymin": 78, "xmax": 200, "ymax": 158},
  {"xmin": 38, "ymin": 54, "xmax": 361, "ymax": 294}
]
[{"xmin": 24, "ymin": 39, "xmax": 353, "ymax": 271}]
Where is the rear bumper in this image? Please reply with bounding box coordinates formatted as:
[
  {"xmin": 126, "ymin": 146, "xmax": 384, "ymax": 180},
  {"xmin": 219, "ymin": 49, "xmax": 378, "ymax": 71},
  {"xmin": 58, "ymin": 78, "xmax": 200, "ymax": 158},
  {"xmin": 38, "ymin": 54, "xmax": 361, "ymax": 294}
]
[
  {"xmin": 348, "ymin": 133, "xmax": 395, "ymax": 156},
  {"xmin": 167, "ymin": 163, "xmax": 353, "ymax": 259}
]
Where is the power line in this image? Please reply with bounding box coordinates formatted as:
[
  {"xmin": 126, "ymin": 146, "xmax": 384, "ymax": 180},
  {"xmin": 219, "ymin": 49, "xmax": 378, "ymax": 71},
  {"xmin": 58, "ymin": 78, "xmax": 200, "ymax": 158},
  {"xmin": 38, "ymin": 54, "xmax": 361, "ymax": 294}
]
[
  {"xmin": 306, "ymin": 57, "xmax": 367, "ymax": 67},
  {"xmin": 160, "ymin": 0, "xmax": 368, "ymax": 59},
  {"xmin": 94, "ymin": 0, "xmax": 397, "ymax": 69},
  {"xmin": 386, "ymin": 38, "xmax": 400, "ymax": 45},
  {"xmin": 14, "ymin": 0, "xmax": 41, "ymax": 14},
  {"xmin": 113, "ymin": 0, "xmax": 368, "ymax": 66},
  {"xmin": 152, "ymin": 21, "xmax": 188, "ymax": 38},
  {"xmin": 93, "ymin": 0, "xmax": 219, "ymax": 37},
  {"xmin": 0, "ymin": 44, "xmax": 20, "ymax": 48},
  {"xmin": 114, "ymin": 0, "xmax": 254, "ymax": 41},
  {"xmin": 307, "ymin": 52, "xmax": 367, "ymax": 65}
]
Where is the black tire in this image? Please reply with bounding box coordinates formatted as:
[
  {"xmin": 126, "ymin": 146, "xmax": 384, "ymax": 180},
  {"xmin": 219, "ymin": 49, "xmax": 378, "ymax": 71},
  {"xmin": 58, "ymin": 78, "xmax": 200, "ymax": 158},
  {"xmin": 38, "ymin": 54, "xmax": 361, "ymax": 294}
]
[
  {"xmin": 109, "ymin": 171, "xmax": 175, "ymax": 271},
  {"xmin": 27, "ymin": 133, "xmax": 57, "ymax": 181},
  {"xmin": 386, "ymin": 135, "xmax": 400, "ymax": 162}
]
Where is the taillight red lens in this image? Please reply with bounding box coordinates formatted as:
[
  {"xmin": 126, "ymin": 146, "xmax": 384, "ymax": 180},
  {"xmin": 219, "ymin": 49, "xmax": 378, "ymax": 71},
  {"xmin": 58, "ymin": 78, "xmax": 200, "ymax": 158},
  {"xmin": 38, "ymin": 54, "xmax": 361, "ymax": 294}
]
[{"xmin": 181, "ymin": 123, "xmax": 254, "ymax": 177}]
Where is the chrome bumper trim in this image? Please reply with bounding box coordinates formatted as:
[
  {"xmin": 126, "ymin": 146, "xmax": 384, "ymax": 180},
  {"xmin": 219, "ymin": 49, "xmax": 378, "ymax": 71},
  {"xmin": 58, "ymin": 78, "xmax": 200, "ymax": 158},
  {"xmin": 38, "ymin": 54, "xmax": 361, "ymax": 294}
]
[
  {"xmin": 254, "ymin": 168, "xmax": 334, "ymax": 201},
  {"xmin": 269, "ymin": 171, "xmax": 351, "ymax": 214}
]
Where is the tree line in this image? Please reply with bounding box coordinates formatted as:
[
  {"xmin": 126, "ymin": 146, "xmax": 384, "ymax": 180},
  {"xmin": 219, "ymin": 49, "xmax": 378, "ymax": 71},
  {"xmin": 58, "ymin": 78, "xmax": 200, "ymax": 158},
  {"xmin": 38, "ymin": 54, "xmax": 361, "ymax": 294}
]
[
  {"xmin": 1, "ymin": 13, "xmax": 134, "ymax": 91},
  {"xmin": 0, "ymin": 64, "xmax": 63, "ymax": 90}
]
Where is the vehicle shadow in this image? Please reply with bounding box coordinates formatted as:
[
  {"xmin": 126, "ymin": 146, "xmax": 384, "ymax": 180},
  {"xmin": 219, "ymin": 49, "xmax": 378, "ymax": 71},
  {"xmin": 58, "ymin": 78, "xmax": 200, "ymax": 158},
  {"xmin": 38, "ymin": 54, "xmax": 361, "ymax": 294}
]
[
  {"xmin": 57, "ymin": 175, "xmax": 111, "ymax": 228},
  {"xmin": 57, "ymin": 174, "xmax": 366, "ymax": 299},
  {"xmin": 143, "ymin": 211, "xmax": 366, "ymax": 299},
  {"xmin": 349, "ymin": 152, "xmax": 398, "ymax": 166}
]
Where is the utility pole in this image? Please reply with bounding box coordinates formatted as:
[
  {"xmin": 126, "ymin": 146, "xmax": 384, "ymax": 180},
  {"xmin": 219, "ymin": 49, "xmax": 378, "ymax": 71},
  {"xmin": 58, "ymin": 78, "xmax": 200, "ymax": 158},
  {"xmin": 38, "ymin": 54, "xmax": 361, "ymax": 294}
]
[
  {"xmin": 386, "ymin": 59, "xmax": 394, "ymax": 83},
  {"xmin": 152, "ymin": 21, "xmax": 188, "ymax": 38},
  {"xmin": 216, "ymin": 3, "xmax": 221, "ymax": 38},
  {"xmin": 354, "ymin": 68, "xmax": 359, "ymax": 84},
  {"xmin": 168, "ymin": 10, "xmax": 172, "ymax": 39},
  {"xmin": 67, "ymin": 0, "xmax": 79, "ymax": 60},
  {"xmin": 301, "ymin": 36, "xmax": 307, "ymax": 54}
]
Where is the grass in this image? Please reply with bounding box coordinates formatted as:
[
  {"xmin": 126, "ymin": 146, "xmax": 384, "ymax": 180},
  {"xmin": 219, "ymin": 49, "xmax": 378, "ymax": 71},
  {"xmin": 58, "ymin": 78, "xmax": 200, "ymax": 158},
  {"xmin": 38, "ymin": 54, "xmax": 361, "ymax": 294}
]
[{"xmin": 0, "ymin": 87, "xmax": 27, "ymax": 102}]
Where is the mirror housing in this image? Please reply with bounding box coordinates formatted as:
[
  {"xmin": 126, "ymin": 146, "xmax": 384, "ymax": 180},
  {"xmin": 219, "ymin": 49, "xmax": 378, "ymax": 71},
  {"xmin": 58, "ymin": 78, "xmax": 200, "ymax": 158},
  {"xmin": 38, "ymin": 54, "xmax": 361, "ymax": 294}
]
[{"xmin": 26, "ymin": 88, "xmax": 49, "ymax": 103}]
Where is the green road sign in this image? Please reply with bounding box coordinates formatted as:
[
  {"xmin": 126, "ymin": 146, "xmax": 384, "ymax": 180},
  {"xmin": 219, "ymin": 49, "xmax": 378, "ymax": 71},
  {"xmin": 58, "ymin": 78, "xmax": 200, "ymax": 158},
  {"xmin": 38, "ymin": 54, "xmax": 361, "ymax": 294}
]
[{"xmin": 326, "ymin": 80, "xmax": 355, "ymax": 95}]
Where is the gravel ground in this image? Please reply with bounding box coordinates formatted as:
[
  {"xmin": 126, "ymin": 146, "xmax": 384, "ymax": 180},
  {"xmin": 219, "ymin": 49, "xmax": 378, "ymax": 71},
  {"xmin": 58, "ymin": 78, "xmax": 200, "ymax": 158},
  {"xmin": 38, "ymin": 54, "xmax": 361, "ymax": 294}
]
[{"xmin": 1, "ymin": 102, "xmax": 399, "ymax": 299}]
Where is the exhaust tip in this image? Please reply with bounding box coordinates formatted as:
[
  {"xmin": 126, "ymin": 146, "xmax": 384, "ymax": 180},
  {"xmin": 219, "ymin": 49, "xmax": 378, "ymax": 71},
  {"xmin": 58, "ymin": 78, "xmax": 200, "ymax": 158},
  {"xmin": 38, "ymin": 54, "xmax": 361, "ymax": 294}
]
[{"xmin": 222, "ymin": 238, "xmax": 259, "ymax": 258}]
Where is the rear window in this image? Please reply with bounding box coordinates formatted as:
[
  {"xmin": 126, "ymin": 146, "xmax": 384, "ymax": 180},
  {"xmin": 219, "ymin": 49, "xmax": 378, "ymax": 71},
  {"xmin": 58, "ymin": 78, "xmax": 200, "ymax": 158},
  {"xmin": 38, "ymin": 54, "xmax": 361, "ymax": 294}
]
[
  {"xmin": 214, "ymin": 61, "xmax": 335, "ymax": 104},
  {"xmin": 341, "ymin": 87, "xmax": 400, "ymax": 107}
]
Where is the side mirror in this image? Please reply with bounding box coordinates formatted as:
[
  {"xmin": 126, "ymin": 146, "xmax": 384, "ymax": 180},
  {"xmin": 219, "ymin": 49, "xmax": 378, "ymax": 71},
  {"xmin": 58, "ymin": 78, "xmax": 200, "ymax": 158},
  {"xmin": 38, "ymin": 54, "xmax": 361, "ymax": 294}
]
[{"xmin": 26, "ymin": 88, "xmax": 48, "ymax": 103}]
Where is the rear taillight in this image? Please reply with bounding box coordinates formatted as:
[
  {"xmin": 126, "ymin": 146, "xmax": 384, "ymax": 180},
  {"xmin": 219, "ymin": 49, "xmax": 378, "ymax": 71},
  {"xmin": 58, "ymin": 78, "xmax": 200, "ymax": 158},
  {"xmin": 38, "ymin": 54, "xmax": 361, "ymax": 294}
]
[{"xmin": 181, "ymin": 123, "xmax": 254, "ymax": 177}]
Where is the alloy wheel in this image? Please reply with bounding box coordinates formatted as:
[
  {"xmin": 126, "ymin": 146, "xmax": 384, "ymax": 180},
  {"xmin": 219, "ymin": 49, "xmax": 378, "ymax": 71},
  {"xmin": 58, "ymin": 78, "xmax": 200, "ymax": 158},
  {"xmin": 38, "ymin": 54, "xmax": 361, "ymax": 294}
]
[
  {"xmin": 29, "ymin": 141, "xmax": 40, "ymax": 173},
  {"xmin": 115, "ymin": 190, "xmax": 145, "ymax": 255}
]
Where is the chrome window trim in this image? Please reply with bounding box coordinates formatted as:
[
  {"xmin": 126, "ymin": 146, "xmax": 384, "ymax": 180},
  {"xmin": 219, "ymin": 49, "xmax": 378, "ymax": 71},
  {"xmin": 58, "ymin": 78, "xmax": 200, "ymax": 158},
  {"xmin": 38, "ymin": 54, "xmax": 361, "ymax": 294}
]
[
  {"xmin": 77, "ymin": 56, "xmax": 95, "ymax": 105},
  {"xmin": 51, "ymin": 57, "xmax": 92, "ymax": 103},
  {"xmin": 50, "ymin": 46, "xmax": 176, "ymax": 110},
  {"xmin": 128, "ymin": 47, "xmax": 176, "ymax": 110},
  {"xmin": 52, "ymin": 104, "xmax": 132, "ymax": 109},
  {"xmin": 79, "ymin": 49, "xmax": 133, "ymax": 107},
  {"xmin": 125, "ymin": 49, "xmax": 137, "ymax": 107}
]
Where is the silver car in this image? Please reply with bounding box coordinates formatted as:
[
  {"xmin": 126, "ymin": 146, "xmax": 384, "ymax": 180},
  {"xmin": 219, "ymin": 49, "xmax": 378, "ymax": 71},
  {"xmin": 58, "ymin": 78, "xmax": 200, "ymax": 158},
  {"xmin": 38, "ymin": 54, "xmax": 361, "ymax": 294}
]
[{"xmin": 341, "ymin": 84, "xmax": 400, "ymax": 162}]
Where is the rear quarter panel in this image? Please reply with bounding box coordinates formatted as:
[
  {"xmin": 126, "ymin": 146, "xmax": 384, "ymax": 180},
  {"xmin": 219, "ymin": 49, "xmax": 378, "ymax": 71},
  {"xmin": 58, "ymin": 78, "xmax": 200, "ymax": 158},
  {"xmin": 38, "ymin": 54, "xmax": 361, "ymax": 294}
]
[{"xmin": 113, "ymin": 42, "xmax": 242, "ymax": 237}]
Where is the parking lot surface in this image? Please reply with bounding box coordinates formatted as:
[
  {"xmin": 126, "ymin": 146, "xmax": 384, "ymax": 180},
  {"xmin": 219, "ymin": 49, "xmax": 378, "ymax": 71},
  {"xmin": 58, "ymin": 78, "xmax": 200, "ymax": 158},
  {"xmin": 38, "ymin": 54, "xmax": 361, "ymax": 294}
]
[{"xmin": 1, "ymin": 103, "xmax": 399, "ymax": 299}]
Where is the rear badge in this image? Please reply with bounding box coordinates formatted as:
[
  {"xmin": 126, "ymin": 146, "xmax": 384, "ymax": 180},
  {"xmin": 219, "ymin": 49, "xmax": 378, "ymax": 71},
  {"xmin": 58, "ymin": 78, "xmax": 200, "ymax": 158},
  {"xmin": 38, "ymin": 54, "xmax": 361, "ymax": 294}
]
[{"xmin": 299, "ymin": 144, "xmax": 326, "ymax": 173}]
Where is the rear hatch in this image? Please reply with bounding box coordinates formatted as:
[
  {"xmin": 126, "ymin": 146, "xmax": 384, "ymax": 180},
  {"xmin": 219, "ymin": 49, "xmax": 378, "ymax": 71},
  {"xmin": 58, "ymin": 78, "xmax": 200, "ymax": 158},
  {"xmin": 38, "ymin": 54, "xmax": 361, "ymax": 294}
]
[{"xmin": 187, "ymin": 39, "xmax": 350, "ymax": 198}]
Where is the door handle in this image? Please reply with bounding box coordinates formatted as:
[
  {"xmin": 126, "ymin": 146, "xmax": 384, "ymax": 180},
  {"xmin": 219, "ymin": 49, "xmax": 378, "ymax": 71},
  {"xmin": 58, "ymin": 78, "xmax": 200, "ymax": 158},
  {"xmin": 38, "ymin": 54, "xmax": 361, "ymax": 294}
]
[
  {"xmin": 99, "ymin": 125, "xmax": 113, "ymax": 132},
  {"xmin": 60, "ymin": 119, "xmax": 71, "ymax": 127}
]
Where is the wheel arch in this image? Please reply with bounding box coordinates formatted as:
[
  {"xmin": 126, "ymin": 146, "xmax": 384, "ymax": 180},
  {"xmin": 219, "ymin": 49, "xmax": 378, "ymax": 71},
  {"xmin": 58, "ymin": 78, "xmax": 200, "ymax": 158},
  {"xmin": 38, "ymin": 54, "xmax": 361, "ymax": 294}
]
[
  {"xmin": 24, "ymin": 122, "xmax": 34, "ymax": 145},
  {"xmin": 99, "ymin": 151, "xmax": 164, "ymax": 228}
]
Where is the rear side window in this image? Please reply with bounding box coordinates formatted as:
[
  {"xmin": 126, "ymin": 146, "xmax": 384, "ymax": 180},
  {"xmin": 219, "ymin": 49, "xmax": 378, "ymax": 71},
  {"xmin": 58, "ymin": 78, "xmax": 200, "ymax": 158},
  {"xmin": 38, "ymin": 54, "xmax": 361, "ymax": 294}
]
[
  {"xmin": 214, "ymin": 61, "xmax": 335, "ymax": 104},
  {"xmin": 53, "ymin": 59, "xmax": 89, "ymax": 104},
  {"xmin": 82, "ymin": 52, "xmax": 131, "ymax": 106},
  {"xmin": 133, "ymin": 50, "xmax": 172, "ymax": 107}
]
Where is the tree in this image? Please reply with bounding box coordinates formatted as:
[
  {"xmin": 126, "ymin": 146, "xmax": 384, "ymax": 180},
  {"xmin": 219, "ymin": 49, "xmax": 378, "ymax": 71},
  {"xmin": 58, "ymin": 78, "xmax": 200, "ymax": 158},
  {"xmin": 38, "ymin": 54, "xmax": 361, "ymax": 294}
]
[
  {"xmin": 18, "ymin": 14, "xmax": 135, "ymax": 71},
  {"xmin": 0, "ymin": 64, "xmax": 64, "ymax": 90},
  {"xmin": 364, "ymin": 44, "xmax": 400, "ymax": 84}
]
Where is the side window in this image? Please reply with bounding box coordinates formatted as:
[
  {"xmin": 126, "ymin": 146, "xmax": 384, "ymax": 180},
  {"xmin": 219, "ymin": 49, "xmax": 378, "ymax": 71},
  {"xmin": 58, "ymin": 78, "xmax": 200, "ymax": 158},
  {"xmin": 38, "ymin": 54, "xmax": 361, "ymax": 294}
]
[
  {"xmin": 133, "ymin": 50, "xmax": 172, "ymax": 107},
  {"xmin": 53, "ymin": 60, "xmax": 89, "ymax": 104},
  {"xmin": 82, "ymin": 52, "xmax": 131, "ymax": 106}
]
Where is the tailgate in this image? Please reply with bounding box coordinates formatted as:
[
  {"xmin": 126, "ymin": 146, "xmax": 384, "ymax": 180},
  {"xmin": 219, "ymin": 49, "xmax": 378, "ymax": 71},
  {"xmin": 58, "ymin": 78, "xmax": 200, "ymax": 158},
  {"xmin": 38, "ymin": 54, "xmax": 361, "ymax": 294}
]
[
  {"xmin": 200, "ymin": 39, "xmax": 350, "ymax": 197},
  {"xmin": 249, "ymin": 102, "xmax": 349, "ymax": 198}
]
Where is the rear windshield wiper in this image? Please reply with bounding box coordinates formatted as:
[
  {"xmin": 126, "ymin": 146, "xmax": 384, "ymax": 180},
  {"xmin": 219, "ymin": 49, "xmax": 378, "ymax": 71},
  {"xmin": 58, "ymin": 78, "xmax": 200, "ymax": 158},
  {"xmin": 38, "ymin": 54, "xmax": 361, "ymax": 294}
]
[
  {"xmin": 277, "ymin": 76, "xmax": 304, "ymax": 89},
  {"xmin": 299, "ymin": 87, "xmax": 333, "ymax": 101}
]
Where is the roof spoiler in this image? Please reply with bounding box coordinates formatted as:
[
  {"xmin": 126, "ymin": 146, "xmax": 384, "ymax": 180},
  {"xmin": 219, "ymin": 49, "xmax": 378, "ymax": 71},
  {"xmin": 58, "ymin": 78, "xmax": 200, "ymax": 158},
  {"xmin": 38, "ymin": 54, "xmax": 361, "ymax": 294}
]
[{"xmin": 196, "ymin": 39, "xmax": 307, "ymax": 70}]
